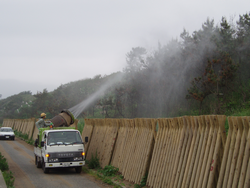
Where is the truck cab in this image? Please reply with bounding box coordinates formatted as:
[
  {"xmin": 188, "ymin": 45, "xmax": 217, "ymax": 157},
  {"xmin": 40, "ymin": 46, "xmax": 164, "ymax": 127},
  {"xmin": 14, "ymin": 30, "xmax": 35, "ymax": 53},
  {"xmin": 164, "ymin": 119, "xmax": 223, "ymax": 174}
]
[{"xmin": 34, "ymin": 127, "xmax": 87, "ymax": 173}]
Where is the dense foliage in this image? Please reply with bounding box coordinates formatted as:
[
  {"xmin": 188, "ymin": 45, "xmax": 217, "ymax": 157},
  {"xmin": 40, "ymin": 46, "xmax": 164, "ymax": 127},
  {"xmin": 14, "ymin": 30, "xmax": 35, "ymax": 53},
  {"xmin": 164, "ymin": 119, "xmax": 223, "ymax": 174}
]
[
  {"xmin": 0, "ymin": 152, "xmax": 15, "ymax": 187},
  {"xmin": 0, "ymin": 13, "xmax": 250, "ymax": 121}
]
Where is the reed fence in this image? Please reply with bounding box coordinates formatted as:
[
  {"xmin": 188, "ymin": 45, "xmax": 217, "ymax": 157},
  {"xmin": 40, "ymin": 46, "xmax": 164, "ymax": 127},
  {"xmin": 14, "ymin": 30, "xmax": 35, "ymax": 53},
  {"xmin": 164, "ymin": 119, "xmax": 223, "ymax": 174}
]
[{"xmin": 2, "ymin": 115, "xmax": 250, "ymax": 188}]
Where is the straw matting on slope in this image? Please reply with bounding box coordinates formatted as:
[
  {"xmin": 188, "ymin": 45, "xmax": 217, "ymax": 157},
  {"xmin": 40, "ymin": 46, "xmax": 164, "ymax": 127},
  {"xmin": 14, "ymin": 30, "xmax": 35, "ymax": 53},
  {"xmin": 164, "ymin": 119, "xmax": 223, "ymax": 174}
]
[
  {"xmin": 13, "ymin": 120, "xmax": 19, "ymax": 131},
  {"xmin": 217, "ymin": 116, "xmax": 250, "ymax": 188},
  {"xmin": 26, "ymin": 118, "xmax": 36, "ymax": 140},
  {"xmin": 32, "ymin": 119, "xmax": 39, "ymax": 141},
  {"xmin": 20, "ymin": 120, "xmax": 25, "ymax": 132},
  {"xmin": 86, "ymin": 119, "xmax": 107, "ymax": 161},
  {"xmin": 5, "ymin": 115, "xmax": 250, "ymax": 188},
  {"xmin": 111, "ymin": 119, "xmax": 129, "ymax": 169},
  {"xmin": 2, "ymin": 119, "xmax": 7, "ymax": 127},
  {"xmin": 11, "ymin": 119, "xmax": 16, "ymax": 129},
  {"xmin": 147, "ymin": 115, "xmax": 227, "ymax": 188},
  {"xmin": 120, "ymin": 119, "xmax": 136, "ymax": 176},
  {"xmin": 122, "ymin": 119, "xmax": 154, "ymax": 184},
  {"xmin": 2, "ymin": 119, "xmax": 14, "ymax": 127},
  {"xmin": 111, "ymin": 119, "xmax": 134, "ymax": 173},
  {"xmin": 99, "ymin": 119, "xmax": 120, "ymax": 168},
  {"xmin": 82, "ymin": 119, "xmax": 94, "ymax": 154},
  {"xmin": 21, "ymin": 119, "xmax": 28, "ymax": 134},
  {"xmin": 16, "ymin": 119, "xmax": 24, "ymax": 132}
]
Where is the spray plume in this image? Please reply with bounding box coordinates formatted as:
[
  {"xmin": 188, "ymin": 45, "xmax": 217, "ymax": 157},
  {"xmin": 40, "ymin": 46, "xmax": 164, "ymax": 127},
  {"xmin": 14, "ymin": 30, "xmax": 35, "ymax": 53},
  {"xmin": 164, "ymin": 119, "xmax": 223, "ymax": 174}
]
[{"xmin": 69, "ymin": 73, "xmax": 123, "ymax": 118}]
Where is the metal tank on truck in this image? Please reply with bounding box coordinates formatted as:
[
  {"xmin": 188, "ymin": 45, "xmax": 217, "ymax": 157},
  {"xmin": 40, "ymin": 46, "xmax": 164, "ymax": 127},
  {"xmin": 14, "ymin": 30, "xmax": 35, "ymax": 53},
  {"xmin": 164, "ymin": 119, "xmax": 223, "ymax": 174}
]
[
  {"xmin": 34, "ymin": 109, "xmax": 88, "ymax": 174},
  {"xmin": 50, "ymin": 109, "xmax": 75, "ymax": 127}
]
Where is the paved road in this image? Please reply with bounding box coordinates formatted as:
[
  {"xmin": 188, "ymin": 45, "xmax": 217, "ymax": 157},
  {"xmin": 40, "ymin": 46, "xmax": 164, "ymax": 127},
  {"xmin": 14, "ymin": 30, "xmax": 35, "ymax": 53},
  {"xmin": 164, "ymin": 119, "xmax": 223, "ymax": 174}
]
[{"xmin": 0, "ymin": 138, "xmax": 102, "ymax": 188}]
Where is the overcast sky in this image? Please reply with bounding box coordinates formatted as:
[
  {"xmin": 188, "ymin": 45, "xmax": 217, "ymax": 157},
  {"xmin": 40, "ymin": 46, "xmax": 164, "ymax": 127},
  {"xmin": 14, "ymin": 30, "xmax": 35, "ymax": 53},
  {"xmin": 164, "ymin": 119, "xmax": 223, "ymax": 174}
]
[{"xmin": 0, "ymin": 0, "xmax": 249, "ymax": 99}]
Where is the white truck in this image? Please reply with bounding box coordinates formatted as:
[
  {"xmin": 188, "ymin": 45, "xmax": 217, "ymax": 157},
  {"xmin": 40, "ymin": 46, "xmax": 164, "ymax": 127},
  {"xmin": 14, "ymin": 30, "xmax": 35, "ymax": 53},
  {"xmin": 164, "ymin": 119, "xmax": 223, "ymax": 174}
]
[{"xmin": 34, "ymin": 126, "xmax": 88, "ymax": 173}]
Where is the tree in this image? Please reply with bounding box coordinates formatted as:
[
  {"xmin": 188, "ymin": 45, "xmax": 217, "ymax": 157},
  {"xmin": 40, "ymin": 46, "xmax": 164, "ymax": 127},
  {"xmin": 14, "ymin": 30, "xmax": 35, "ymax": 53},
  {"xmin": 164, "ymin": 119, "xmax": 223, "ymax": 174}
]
[
  {"xmin": 32, "ymin": 89, "xmax": 52, "ymax": 118},
  {"xmin": 216, "ymin": 17, "xmax": 236, "ymax": 56},
  {"xmin": 123, "ymin": 47, "xmax": 148, "ymax": 73},
  {"xmin": 121, "ymin": 47, "xmax": 148, "ymax": 118},
  {"xmin": 236, "ymin": 13, "xmax": 250, "ymax": 83},
  {"xmin": 48, "ymin": 86, "xmax": 68, "ymax": 117},
  {"xmin": 186, "ymin": 53, "xmax": 238, "ymax": 114}
]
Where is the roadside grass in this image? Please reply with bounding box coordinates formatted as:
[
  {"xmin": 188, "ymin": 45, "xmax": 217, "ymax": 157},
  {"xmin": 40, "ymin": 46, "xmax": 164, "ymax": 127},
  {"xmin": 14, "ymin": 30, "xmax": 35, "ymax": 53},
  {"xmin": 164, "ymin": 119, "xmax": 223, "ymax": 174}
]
[
  {"xmin": 85, "ymin": 167, "xmax": 123, "ymax": 188},
  {"xmin": 0, "ymin": 152, "xmax": 15, "ymax": 188},
  {"xmin": 85, "ymin": 152, "xmax": 122, "ymax": 187},
  {"xmin": 86, "ymin": 151, "xmax": 100, "ymax": 169},
  {"xmin": 14, "ymin": 131, "xmax": 34, "ymax": 145},
  {"xmin": 133, "ymin": 173, "xmax": 148, "ymax": 188},
  {"xmin": 85, "ymin": 152, "xmax": 148, "ymax": 188}
]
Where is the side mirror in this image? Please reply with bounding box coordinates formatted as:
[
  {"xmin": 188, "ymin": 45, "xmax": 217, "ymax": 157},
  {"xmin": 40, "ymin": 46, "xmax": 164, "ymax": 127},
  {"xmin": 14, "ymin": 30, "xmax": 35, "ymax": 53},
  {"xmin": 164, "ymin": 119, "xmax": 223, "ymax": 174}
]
[
  {"xmin": 85, "ymin": 137, "xmax": 88, "ymax": 143},
  {"xmin": 34, "ymin": 139, "xmax": 38, "ymax": 147},
  {"xmin": 41, "ymin": 141, "xmax": 44, "ymax": 147}
]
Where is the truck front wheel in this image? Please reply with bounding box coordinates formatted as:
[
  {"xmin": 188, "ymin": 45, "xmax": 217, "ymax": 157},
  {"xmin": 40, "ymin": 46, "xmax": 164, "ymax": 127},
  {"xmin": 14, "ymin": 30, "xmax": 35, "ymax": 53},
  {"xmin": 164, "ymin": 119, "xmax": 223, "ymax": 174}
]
[
  {"xmin": 75, "ymin": 166, "xmax": 82, "ymax": 173},
  {"xmin": 35, "ymin": 156, "xmax": 42, "ymax": 168},
  {"xmin": 42, "ymin": 159, "xmax": 49, "ymax": 173}
]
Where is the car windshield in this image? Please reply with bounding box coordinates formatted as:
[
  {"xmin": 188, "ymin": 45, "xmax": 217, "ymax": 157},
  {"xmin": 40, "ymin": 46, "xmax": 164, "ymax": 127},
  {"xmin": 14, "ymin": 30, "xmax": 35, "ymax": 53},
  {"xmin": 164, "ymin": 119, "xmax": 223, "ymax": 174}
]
[
  {"xmin": 47, "ymin": 131, "xmax": 82, "ymax": 145},
  {"xmin": 0, "ymin": 128, "xmax": 13, "ymax": 132}
]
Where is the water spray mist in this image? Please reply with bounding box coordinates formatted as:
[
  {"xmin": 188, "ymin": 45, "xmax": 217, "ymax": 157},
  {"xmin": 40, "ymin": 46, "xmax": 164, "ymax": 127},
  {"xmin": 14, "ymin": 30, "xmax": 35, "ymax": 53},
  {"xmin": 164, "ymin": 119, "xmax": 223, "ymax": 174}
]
[{"xmin": 69, "ymin": 73, "xmax": 123, "ymax": 118}]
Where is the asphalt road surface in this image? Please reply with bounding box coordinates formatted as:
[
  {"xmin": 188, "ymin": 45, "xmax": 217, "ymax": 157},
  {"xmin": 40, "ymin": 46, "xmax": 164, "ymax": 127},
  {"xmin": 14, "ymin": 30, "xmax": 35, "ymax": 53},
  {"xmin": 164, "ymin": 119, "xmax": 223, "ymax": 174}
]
[{"xmin": 0, "ymin": 138, "xmax": 105, "ymax": 188}]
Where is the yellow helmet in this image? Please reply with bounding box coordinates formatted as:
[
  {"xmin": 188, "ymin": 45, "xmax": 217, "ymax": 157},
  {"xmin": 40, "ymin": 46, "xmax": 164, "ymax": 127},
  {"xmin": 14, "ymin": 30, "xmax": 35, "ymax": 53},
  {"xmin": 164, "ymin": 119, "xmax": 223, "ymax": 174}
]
[{"xmin": 41, "ymin": 113, "xmax": 46, "ymax": 118}]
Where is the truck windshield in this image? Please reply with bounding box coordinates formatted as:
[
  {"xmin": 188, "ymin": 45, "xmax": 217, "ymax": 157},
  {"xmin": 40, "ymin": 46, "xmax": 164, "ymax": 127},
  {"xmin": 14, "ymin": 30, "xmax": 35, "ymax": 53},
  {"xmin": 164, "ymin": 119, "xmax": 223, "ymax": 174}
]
[
  {"xmin": 0, "ymin": 129, "xmax": 13, "ymax": 132},
  {"xmin": 47, "ymin": 131, "xmax": 82, "ymax": 145}
]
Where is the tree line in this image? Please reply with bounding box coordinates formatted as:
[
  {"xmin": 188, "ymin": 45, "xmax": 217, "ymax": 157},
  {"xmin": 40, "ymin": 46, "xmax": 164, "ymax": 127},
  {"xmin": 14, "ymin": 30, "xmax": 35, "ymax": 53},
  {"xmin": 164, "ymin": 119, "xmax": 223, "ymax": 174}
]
[{"xmin": 0, "ymin": 13, "xmax": 249, "ymax": 121}]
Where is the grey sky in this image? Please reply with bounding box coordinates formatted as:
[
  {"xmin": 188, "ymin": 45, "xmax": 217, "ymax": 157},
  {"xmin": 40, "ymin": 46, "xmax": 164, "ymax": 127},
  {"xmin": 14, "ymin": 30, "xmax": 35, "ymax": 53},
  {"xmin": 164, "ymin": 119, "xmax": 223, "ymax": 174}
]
[{"xmin": 0, "ymin": 0, "xmax": 249, "ymax": 99}]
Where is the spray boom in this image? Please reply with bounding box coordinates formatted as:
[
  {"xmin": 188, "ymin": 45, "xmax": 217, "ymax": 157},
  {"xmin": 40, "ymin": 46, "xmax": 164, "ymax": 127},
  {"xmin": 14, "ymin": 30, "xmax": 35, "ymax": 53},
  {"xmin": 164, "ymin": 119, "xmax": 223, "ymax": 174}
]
[{"xmin": 50, "ymin": 109, "xmax": 75, "ymax": 127}]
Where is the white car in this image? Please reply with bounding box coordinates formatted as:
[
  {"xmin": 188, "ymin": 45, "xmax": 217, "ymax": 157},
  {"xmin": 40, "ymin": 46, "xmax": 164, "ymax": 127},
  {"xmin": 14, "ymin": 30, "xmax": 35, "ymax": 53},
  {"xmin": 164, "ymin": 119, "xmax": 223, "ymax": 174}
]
[{"xmin": 0, "ymin": 127, "xmax": 15, "ymax": 140}]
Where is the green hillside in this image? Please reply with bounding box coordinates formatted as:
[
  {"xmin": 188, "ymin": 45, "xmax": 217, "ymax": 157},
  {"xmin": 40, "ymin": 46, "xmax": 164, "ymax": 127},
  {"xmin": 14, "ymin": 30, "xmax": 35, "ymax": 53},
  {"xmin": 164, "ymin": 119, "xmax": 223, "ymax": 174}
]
[{"xmin": 1, "ymin": 13, "xmax": 250, "ymax": 122}]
